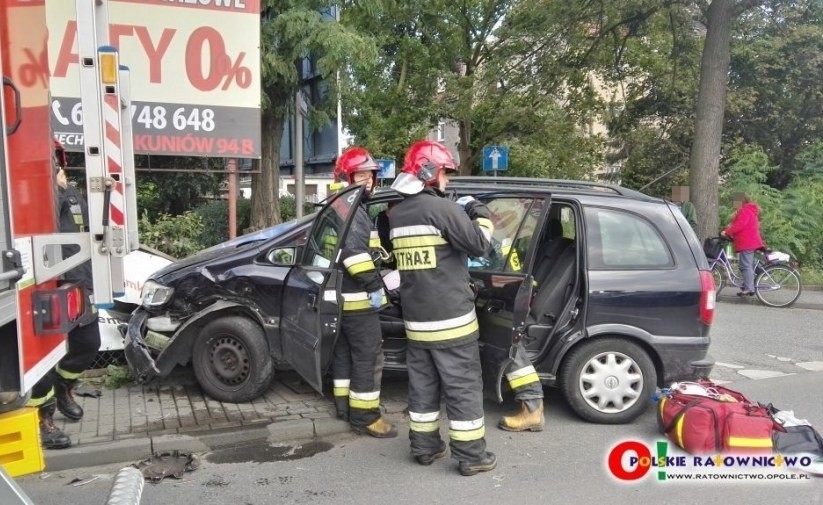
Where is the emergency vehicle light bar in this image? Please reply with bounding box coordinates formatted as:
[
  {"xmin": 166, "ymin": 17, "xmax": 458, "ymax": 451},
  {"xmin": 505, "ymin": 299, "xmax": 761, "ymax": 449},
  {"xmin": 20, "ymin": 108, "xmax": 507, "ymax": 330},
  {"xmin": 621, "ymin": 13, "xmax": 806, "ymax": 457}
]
[{"xmin": 99, "ymin": 50, "xmax": 117, "ymax": 84}]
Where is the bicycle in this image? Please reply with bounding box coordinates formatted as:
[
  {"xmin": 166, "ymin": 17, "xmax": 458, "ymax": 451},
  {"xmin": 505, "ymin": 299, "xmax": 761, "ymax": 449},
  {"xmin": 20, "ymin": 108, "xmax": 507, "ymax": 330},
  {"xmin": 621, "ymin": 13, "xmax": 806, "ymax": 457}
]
[{"xmin": 703, "ymin": 237, "xmax": 803, "ymax": 308}]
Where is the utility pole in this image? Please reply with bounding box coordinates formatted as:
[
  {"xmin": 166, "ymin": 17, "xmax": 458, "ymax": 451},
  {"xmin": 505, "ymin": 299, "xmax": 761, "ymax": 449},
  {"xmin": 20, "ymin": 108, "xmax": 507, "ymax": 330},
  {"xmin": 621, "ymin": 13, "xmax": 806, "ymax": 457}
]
[{"xmin": 295, "ymin": 90, "xmax": 304, "ymax": 219}]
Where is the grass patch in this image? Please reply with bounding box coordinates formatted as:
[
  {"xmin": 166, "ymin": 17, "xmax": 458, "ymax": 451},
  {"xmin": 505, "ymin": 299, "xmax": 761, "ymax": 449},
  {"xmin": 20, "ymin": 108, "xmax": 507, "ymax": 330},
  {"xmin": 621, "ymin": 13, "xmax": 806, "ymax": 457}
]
[
  {"xmin": 800, "ymin": 267, "xmax": 823, "ymax": 289},
  {"xmin": 104, "ymin": 364, "xmax": 134, "ymax": 389}
]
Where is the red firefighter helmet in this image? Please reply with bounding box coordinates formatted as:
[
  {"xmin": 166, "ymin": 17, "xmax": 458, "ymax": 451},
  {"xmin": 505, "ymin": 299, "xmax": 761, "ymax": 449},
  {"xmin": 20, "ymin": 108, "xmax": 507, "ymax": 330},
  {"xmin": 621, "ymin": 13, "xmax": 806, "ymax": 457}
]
[
  {"xmin": 392, "ymin": 140, "xmax": 457, "ymax": 195},
  {"xmin": 334, "ymin": 146, "xmax": 379, "ymax": 185}
]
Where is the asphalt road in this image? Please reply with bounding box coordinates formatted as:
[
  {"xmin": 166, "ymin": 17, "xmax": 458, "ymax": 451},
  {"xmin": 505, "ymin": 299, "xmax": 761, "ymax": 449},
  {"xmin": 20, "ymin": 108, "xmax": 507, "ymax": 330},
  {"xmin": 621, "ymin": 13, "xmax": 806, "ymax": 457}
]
[
  {"xmin": 16, "ymin": 301, "xmax": 823, "ymax": 505},
  {"xmin": 707, "ymin": 299, "xmax": 823, "ymax": 381}
]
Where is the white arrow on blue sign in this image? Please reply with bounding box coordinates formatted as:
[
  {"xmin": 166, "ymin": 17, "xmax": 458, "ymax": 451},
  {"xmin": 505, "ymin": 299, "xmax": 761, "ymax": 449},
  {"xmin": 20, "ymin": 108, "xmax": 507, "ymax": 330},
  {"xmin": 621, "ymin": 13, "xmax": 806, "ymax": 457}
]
[
  {"xmin": 482, "ymin": 146, "xmax": 509, "ymax": 172},
  {"xmin": 376, "ymin": 159, "xmax": 396, "ymax": 179}
]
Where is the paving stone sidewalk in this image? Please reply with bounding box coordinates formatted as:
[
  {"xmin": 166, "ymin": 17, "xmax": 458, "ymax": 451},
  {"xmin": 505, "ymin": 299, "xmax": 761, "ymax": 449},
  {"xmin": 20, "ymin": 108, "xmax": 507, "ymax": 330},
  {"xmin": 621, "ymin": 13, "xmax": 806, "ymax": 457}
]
[{"xmin": 53, "ymin": 369, "xmax": 409, "ymax": 448}]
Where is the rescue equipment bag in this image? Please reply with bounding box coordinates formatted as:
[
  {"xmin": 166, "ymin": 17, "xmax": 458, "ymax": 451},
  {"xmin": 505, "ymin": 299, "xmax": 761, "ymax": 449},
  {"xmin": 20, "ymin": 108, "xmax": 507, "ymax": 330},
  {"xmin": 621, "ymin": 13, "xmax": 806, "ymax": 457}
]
[
  {"xmin": 766, "ymin": 404, "xmax": 823, "ymax": 456},
  {"xmin": 657, "ymin": 380, "xmax": 776, "ymax": 454}
]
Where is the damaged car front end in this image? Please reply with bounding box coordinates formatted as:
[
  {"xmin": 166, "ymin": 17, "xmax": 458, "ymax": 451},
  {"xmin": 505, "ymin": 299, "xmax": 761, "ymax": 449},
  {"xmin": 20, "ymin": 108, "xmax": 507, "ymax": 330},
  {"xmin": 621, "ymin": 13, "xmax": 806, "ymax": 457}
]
[{"xmin": 124, "ymin": 218, "xmax": 312, "ymax": 402}]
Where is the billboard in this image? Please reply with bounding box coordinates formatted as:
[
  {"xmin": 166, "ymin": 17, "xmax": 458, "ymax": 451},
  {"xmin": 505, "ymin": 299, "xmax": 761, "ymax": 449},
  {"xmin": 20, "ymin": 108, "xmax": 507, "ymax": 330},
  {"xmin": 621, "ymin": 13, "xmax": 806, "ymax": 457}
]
[{"xmin": 47, "ymin": 0, "xmax": 261, "ymax": 158}]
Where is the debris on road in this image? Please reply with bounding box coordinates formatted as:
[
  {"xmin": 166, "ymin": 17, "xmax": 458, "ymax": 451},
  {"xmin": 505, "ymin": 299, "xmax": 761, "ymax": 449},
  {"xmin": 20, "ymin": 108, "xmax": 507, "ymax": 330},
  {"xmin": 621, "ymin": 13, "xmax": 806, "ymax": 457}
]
[
  {"xmin": 67, "ymin": 474, "xmax": 104, "ymax": 487},
  {"xmin": 134, "ymin": 451, "xmax": 200, "ymax": 484}
]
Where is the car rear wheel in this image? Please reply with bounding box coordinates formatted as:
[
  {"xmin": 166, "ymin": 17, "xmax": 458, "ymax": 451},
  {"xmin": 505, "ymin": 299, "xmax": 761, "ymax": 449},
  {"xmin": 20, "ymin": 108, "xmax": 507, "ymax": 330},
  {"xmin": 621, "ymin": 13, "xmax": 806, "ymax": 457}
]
[
  {"xmin": 192, "ymin": 316, "xmax": 275, "ymax": 402},
  {"xmin": 559, "ymin": 338, "xmax": 656, "ymax": 424}
]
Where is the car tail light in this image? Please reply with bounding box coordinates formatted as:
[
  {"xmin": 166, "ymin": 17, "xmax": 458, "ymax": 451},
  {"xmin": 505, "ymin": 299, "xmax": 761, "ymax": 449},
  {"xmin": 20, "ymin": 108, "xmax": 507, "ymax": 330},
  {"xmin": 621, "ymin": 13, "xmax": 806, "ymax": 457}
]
[
  {"xmin": 699, "ymin": 270, "xmax": 715, "ymax": 325},
  {"xmin": 33, "ymin": 282, "xmax": 87, "ymax": 335}
]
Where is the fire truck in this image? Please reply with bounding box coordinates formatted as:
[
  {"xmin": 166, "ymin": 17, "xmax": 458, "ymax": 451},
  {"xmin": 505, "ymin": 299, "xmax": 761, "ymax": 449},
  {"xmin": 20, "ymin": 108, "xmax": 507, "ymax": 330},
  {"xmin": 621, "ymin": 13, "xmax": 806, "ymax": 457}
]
[{"xmin": 0, "ymin": 0, "xmax": 138, "ymax": 478}]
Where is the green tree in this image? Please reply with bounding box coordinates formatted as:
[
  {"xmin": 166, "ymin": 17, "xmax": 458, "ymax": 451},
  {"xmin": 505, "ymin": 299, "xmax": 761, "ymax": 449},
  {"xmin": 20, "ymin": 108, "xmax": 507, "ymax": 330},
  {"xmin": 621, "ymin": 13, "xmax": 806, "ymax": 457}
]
[
  {"xmin": 138, "ymin": 211, "xmax": 204, "ymax": 259},
  {"xmin": 487, "ymin": 99, "xmax": 603, "ymax": 179},
  {"xmin": 593, "ymin": 3, "xmax": 702, "ymax": 196},
  {"xmin": 133, "ymin": 155, "xmax": 223, "ymax": 219},
  {"xmin": 688, "ymin": 0, "xmax": 768, "ymax": 241},
  {"xmin": 251, "ymin": 1, "xmax": 375, "ymax": 231},
  {"xmin": 725, "ymin": 0, "xmax": 823, "ymax": 188},
  {"xmin": 719, "ymin": 143, "xmax": 823, "ymax": 270},
  {"xmin": 343, "ymin": 0, "xmax": 702, "ymax": 177},
  {"xmin": 340, "ymin": 0, "xmax": 446, "ymax": 161}
]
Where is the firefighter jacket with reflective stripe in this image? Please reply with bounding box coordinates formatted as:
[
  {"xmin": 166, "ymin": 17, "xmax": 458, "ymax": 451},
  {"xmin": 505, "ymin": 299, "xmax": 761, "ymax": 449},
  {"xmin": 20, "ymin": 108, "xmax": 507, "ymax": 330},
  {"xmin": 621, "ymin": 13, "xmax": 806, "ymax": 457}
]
[
  {"xmin": 58, "ymin": 184, "xmax": 94, "ymax": 293},
  {"xmin": 340, "ymin": 203, "xmax": 388, "ymax": 314},
  {"xmin": 389, "ymin": 188, "xmax": 493, "ymax": 349}
]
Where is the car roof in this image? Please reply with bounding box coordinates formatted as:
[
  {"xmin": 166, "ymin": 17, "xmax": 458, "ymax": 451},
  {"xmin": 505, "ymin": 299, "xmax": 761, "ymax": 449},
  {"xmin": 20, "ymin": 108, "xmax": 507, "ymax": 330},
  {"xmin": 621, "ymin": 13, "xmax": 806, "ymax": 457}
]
[
  {"xmin": 372, "ymin": 177, "xmax": 662, "ymax": 204},
  {"xmin": 448, "ymin": 176, "xmax": 658, "ymax": 201}
]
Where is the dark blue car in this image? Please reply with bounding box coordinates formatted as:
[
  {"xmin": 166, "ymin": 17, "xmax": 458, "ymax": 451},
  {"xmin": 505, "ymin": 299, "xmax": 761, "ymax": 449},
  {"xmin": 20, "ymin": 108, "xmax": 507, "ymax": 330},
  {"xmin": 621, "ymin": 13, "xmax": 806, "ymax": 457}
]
[{"xmin": 125, "ymin": 178, "xmax": 714, "ymax": 424}]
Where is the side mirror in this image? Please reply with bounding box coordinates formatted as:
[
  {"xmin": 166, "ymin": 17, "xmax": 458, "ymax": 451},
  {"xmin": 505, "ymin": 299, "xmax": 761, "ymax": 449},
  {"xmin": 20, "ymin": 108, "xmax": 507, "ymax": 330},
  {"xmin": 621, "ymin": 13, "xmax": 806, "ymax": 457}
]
[{"xmin": 267, "ymin": 247, "xmax": 297, "ymax": 266}]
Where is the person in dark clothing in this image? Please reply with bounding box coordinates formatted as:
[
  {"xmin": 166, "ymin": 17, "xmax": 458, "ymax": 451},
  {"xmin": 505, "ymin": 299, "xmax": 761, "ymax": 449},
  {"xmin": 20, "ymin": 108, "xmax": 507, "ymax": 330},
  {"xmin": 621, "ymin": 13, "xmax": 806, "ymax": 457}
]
[
  {"xmin": 390, "ymin": 140, "xmax": 496, "ymax": 476},
  {"xmin": 27, "ymin": 139, "xmax": 101, "ymax": 450},
  {"xmin": 329, "ymin": 147, "xmax": 397, "ymax": 438}
]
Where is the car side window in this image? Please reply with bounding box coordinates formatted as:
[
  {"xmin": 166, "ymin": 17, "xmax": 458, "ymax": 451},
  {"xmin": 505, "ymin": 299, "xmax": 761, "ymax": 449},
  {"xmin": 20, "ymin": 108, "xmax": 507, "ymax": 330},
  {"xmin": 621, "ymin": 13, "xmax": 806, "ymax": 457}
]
[
  {"xmin": 559, "ymin": 206, "xmax": 576, "ymax": 239},
  {"xmin": 585, "ymin": 207, "xmax": 673, "ymax": 269},
  {"xmin": 304, "ymin": 190, "xmax": 359, "ymax": 268},
  {"xmin": 469, "ymin": 197, "xmax": 541, "ymax": 273}
]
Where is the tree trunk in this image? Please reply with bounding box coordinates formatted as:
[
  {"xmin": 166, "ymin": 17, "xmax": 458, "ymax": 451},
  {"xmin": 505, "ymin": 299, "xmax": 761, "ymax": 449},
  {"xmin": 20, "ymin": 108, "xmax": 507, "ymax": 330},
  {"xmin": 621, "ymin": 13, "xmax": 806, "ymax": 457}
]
[
  {"xmin": 249, "ymin": 104, "xmax": 285, "ymax": 231},
  {"xmin": 458, "ymin": 117, "xmax": 473, "ymax": 175},
  {"xmin": 689, "ymin": 0, "xmax": 735, "ymax": 241}
]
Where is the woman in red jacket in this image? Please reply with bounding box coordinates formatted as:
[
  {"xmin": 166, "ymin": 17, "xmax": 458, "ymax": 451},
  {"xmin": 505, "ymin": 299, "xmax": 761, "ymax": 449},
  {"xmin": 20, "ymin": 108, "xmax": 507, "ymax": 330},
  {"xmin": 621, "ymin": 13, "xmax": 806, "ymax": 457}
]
[{"xmin": 721, "ymin": 192, "xmax": 765, "ymax": 296}]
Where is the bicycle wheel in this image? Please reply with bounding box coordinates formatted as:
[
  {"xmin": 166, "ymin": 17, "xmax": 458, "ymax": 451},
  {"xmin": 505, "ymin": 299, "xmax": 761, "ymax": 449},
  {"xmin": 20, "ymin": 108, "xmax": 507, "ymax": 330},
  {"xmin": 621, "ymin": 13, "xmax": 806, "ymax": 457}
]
[
  {"xmin": 755, "ymin": 264, "xmax": 802, "ymax": 308},
  {"xmin": 710, "ymin": 263, "xmax": 725, "ymax": 294}
]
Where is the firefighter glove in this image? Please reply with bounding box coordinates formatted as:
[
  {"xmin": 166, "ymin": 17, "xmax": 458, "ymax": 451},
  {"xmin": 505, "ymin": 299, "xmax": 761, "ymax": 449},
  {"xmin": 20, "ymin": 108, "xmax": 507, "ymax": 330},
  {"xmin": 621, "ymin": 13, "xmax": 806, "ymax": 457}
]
[
  {"xmin": 368, "ymin": 290, "xmax": 383, "ymax": 309},
  {"xmin": 464, "ymin": 200, "xmax": 491, "ymax": 221},
  {"xmin": 455, "ymin": 195, "xmax": 475, "ymax": 207}
]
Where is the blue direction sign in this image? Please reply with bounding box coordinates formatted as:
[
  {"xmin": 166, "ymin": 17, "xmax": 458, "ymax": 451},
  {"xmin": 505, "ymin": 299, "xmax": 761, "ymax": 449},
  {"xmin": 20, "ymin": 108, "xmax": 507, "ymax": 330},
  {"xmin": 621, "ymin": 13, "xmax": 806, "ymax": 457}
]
[
  {"xmin": 376, "ymin": 159, "xmax": 396, "ymax": 179},
  {"xmin": 482, "ymin": 146, "xmax": 509, "ymax": 172}
]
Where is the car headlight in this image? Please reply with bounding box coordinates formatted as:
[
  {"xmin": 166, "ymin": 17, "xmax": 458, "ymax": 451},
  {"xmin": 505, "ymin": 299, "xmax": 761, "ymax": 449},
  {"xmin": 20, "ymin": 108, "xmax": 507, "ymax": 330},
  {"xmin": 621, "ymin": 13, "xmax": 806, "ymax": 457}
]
[{"xmin": 141, "ymin": 280, "xmax": 174, "ymax": 308}]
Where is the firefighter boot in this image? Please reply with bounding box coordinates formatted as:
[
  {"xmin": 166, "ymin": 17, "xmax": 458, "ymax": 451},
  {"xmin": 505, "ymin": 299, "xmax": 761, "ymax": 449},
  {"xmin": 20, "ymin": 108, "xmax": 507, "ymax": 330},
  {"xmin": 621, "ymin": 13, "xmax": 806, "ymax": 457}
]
[
  {"xmin": 39, "ymin": 400, "xmax": 72, "ymax": 450},
  {"xmin": 54, "ymin": 376, "xmax": 83, "ymax": 421},
  {"xmin": 498, "ymin": 399, "xmax": 544, "ymax": 432},
  {"xmin": 334, "ymin": 396, "xmax": 349, "ymax": 422},
  {"xmin": 458, "ymin": 452, "xmax": 497, "ymax": 477},
  {"xmin": 416, "ymin": 442, "xmax": 448, "ymax": 466},
  {"xmin": 357, "ymin": 417, "xmax": 398, "ymax": 438}
]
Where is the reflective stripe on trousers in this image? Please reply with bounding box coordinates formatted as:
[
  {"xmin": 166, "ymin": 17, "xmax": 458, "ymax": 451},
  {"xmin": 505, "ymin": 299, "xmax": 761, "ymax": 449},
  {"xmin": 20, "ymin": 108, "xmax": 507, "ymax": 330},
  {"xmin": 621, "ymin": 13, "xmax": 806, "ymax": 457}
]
[
  {"xmin": 331, "ymin": 314, "xmax": 384, "ymax": 429},
  {"xmin": 406, "ymin": 341, "xmax": 487, "ymax": 462},
  {"xmin": 505, "ymin": 341, "xmax": 544, "ymax": 401}
]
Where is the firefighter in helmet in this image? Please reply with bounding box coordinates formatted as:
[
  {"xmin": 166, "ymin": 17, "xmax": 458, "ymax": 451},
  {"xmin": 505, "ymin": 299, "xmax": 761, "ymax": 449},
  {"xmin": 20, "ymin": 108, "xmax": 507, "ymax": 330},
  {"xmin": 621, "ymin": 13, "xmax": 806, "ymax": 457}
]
[
  {"xmin": 389, "ymin": 140, "xmax": 497, "ymax": 476},
  {"xmin": 330, "ymin": 146, "xmax": 397, "ymax": 438},
  {"xmin": 27, "ymin": 139, "xmax": 101, "ymax": 449}
]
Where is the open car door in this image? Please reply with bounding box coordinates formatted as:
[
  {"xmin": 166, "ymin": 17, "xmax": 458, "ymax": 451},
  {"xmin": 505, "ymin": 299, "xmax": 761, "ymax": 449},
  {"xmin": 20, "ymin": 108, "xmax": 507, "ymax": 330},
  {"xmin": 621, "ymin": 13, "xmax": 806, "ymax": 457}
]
[
  {"xmin": 280, "ymin": 185, "xmax": 365, "ymax": 392},
  {"xmin": 466, "ymin": 193, "xmax": 550, "ymax": 402}
]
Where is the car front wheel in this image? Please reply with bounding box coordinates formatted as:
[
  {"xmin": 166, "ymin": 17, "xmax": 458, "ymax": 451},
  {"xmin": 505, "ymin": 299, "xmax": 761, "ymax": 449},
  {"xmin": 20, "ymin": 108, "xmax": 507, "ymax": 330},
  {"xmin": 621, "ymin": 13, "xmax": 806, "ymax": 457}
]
[
  {"xmin": 192, "ymin": 316, "xmax": 275, "ymax": 402},
  {"xmin": 559, "ymin": 338, "xmax": 656, "ymax": 424}
]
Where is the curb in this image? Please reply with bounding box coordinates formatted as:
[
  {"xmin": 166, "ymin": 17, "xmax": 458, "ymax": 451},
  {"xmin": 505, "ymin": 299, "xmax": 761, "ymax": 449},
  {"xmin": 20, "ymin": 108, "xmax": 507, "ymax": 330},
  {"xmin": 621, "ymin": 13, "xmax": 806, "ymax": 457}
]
[
  {"xmin": 717, "ymin": 294, "xmax": 821, "ymax": 311},
  {"xmin": 43, "ymin": 417, "xmax": 353, "ymax": 472}
]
